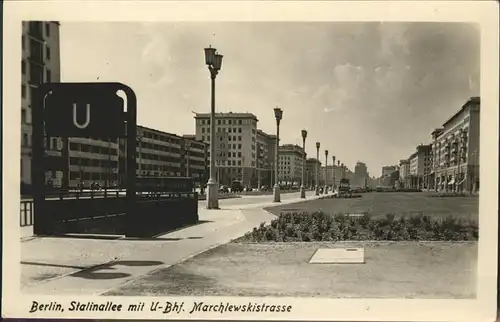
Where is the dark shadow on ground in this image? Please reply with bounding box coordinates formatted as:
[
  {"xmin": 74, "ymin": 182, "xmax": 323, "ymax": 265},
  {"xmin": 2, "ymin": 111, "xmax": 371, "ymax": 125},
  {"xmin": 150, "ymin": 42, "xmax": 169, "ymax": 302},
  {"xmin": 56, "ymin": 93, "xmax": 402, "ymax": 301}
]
[
  {"xmin": 31, "ymin": 234, "xmax": 123, "ymax": 240},
  {"xmin": 71, "ymin": 260, "xmax": 164, "ymax": 280},
  {"xmin": 21, "ymin": 261, "xmax": 86, "ymax": 270}
]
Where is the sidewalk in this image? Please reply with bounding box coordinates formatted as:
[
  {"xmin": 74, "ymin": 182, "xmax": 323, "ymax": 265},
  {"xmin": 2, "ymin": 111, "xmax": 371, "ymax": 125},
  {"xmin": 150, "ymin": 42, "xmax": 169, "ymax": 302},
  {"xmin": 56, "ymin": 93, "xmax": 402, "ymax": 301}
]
[{"xmin": 21, "ymin": 191, "xmax": 324, "ymax": 295}]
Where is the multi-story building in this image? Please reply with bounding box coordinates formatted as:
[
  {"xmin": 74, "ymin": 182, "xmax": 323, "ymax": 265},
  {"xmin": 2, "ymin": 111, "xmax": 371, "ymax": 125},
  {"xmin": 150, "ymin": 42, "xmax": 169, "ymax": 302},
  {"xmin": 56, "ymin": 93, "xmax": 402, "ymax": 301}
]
[
  {"xmin": 399, "ymin": 159, "xmax": 410, "ymax": 188},
  {"xmin": 68, "ymin": 138, "xmax": 119, "ymax": 187},
  {"xmin": 353, "ymin": 161, "xmax": 369, "ymax": 187},
  {"xmin": 306, "ymin": 158, "xmax": 321, "ymax": 187},
  {"xmin": 431, "ymin": 97, "xmax": 480, "ymax": 192},
  {"xmin": 67, "ymin": 126, "xmax": 207, "ymax": 188},
  {"xmin": 194, "ymin": 112, "xmax": 259, "ymax": 186},
  {"xmin": 408, "ymin": 144, "xmax": 432, "ymax": 189},
  {"xmin": 256, "ymin": 130, "xmax": 276, "ymax": 187},
  {"xmin": 278, "ymin": 144, "xmax": 305, "ymax": 185},
  {"xmin": 21, "ymin": 21, "xmax": 62, "ymax": 191},
  {"xmin": 381, "ymin": 165, "xmax": 397, "ymax": 177}
]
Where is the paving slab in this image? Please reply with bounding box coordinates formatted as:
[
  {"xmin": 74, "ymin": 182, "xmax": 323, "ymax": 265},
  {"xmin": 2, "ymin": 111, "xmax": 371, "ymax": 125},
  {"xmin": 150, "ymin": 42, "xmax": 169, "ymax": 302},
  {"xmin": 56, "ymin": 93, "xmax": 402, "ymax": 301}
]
[{"xmin": 309, "ymin": 248, "xmax": 365, "ymax": 264}]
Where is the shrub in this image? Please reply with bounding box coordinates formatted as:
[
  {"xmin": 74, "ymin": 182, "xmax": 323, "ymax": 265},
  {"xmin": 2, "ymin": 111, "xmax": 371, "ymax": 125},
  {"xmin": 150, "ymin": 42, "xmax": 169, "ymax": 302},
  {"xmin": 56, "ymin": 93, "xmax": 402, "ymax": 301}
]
[{"xmin": 237, "ymin": 211, "xmax": 478, "ymax": 242}]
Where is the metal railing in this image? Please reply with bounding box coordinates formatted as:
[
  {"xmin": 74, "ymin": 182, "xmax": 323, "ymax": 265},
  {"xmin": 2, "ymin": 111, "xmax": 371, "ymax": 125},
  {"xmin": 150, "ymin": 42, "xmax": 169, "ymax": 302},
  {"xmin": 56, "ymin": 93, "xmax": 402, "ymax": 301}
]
[{"xmin": 19, "ymin": 187, "xmax": 202, "ymax": 227}]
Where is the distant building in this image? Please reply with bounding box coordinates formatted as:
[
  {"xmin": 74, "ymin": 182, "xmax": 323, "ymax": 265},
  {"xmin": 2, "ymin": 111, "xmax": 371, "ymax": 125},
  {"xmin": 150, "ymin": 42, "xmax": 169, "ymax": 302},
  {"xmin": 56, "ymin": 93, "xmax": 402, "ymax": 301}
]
[
  {"xmin": 278, "ymin": 144, "xmax": 305, "ymax": 185},
  {"xmin": 399, "ymin": 159, "xmax": 410, "ymax": 188},
  {"xmin": 353, "ymin": 161, "xmax": 369, "ymax": 187},
  {"xmin": 306, "ymin": 158, "xmax": 321, "ymax": 187},
  {"xmin": 431, "ymin": 97, "xmax": 480, "ymax": 192},
  {"xmin": 194, "ymin": 112, "xmax": 261, "ymax": 186},
  {"xmin": 408, "ymin": 144, "xmax": 432, "ymax": 189},
  {"xmin": 381, "ymin": 165, "xmax": 397, "ymax": 177},
  {"xmin": 69, "ymin": 126, "xmax": 208, "ymax": 188},
  {"xmin": 256, "ymin": 129, "xmax": 277, "ymax": 187}
]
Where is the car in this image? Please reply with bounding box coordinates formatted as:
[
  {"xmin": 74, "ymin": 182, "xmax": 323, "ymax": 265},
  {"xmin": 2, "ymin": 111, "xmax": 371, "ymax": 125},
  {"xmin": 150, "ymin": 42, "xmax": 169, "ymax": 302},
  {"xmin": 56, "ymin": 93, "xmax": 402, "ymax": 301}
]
[
  {"xmin": 260, "ymin": 185, "xmax": 270, "ymax": 192},
  {"xmin": 231, "ymin": 181, "xmax": 244, "ymax": 193},
  {"xmin": 219, "ymin": 185, "xmax": 229, "ymax": 193}
]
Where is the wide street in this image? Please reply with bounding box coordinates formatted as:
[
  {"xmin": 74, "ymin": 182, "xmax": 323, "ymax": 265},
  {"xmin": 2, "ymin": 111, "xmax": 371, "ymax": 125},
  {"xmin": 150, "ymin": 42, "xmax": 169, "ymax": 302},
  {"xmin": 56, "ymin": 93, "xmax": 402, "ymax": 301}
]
[{"xmin": 20, "ymin": 190, "xmax": 319, "ymax": 295}]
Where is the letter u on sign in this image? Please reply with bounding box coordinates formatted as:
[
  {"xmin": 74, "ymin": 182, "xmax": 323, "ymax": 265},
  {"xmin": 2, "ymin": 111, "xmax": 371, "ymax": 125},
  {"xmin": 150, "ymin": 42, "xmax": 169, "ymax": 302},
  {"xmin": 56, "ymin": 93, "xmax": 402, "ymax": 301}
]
[{"xmin": 73, "ymin": 103, "xmax": 91, "ymax": 129}]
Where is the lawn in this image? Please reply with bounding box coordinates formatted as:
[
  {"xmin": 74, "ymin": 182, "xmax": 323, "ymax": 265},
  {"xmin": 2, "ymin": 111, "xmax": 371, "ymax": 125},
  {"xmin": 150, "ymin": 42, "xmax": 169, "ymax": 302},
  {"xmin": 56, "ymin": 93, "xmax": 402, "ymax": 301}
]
[
  {"xmin": 266, "ymin": 192, "xmax": 479, "ymax": 222},
  {"xmin": 105, "ymin": 241, "xmax": 477, "ymax": 299}
]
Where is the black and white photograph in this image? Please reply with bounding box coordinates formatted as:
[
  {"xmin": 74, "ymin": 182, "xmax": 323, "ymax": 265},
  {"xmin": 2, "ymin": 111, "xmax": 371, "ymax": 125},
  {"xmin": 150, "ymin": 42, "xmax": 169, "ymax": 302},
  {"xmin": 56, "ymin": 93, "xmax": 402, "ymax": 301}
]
[{"xmin": 3, "ymin": 1, "xmax": 498, "ymax": 321}]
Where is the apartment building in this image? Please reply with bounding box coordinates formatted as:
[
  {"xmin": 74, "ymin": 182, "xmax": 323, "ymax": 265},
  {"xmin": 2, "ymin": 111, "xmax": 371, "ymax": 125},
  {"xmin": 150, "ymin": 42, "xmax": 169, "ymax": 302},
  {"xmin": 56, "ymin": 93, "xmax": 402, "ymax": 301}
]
[
  {"xmin": 68, "ymin": 138, "xmax": 119, "ymax": 187},
  {"xmin": 278, "ymin": 144, "xmax": 305, "ymax": 185},
  {"xmin": 195, "ymin": 112, "xmax": 258, "ymax": 186},
  {"xmin": 256, "ymin": 129, "xmax": 277, "ymax": 187},
  {"xmin": 431, "ymin": 97, "xmax": 480, "ymax": 192},
  {"xmin": 353, "ymin": 161, "xmax": 369, "ymax": 187},
  {"xmin": 381, "ymin": 165, "xmax": 397, "ymax": 177},
  {"xmin": 306, "ymin": 158, "xmax": 321, "ymax": 187},
  {"xmin": 67, "ymin": 126, "xmax": 207, "ymax": 188},
  {"xmin": 21, "ymin": 21, "xmax": 62, "ymax": 190},
  {"xmin": 407, "ymin": 144, "xmax": 432, "ymax": 189},
  {"xmin": 399, "ymin": 159, "xmax": 410, "ymax": 188}
]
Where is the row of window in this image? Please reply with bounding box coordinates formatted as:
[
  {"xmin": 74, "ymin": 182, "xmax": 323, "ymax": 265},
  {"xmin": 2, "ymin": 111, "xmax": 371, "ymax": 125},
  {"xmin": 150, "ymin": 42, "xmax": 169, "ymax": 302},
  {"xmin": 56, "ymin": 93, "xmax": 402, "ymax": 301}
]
[
  {"xmin": 202, "ymin": 127, "xmax": 243, "ymax": 134},
  {"xmin": 69, "ymin": 142, "xmax": 117, "ymax": 155},
  {"xmin": 139, "ymin": 130, "xmax": 182, "ymax": 144},
  {"xmin": 69, "ymin": 171, "xmax": 117, "ymax": 181},
  {"xmin": 216, "ymin": 160, "xmax": 257, "ymax": 167},
  {"xmin": 138, "ymin": 141, "xmax": 181, "ymax": 154},
  {"xmin": 199, "ymin": 119, "xmax": 245, "ymax": 126},
  {"xmin": 70, "ymin": 157, "xmax": 118, "ymax": 168}
]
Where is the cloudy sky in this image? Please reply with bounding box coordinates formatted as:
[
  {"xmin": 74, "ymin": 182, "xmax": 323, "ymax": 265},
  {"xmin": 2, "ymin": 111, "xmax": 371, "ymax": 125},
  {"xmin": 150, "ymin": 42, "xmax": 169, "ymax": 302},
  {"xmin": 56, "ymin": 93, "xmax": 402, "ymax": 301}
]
[{"xmin": 59, "ymin": 22, "xmax": 480, "ymax": 176}]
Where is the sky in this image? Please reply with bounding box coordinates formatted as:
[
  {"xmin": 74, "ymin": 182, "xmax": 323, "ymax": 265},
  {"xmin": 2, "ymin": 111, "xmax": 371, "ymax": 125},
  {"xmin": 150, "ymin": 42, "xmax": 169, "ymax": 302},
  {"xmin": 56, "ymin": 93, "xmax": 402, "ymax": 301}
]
[{"xmin": 59, "ymin": 22, "xmax": 480, "ymax": 176}]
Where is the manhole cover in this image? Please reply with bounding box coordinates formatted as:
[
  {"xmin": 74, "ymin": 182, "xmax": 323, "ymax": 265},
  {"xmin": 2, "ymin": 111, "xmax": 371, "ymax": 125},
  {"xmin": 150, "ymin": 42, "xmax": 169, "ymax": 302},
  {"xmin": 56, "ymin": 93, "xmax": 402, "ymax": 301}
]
[{"xmin": 309, "ymin": 248, "xmax": 365, "ymax": 264}]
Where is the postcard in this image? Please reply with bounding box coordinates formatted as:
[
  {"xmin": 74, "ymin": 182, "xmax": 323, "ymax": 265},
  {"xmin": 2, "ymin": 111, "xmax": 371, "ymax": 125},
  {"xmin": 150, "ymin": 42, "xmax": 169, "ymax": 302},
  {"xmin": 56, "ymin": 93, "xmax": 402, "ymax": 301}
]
[{"xmin": 2, "ymin": 1, "xmax": 498, "ymax": 321}]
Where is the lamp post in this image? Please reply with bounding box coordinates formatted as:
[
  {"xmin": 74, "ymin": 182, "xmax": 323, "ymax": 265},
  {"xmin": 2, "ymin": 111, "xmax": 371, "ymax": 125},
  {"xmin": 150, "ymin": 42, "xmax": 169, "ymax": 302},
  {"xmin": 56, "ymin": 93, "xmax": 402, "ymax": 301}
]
[
  {"xmin": 341, "ymin": 163, "xmax": 345, "ymax": 179},
  {"xmin": 332, "ymin": 155, "xmax": 336, "ymax": 191},
  {"xmin": 300, "ymin": 129, "xmax": 308, "ymax": 198},
  {"xmin": 204, "ymin": 45, "xmax": 223, "ymax": 209},
  {"xmin": 324, "ymin": 150, "xmax": 329, "ymax": 194},
  {"xmin": 273, "ymin": 107, "xmax": 283, "ymax": 202},
  {"xmin": 315, "ymin": 142, "xmax": 320, "ymax": 196}
]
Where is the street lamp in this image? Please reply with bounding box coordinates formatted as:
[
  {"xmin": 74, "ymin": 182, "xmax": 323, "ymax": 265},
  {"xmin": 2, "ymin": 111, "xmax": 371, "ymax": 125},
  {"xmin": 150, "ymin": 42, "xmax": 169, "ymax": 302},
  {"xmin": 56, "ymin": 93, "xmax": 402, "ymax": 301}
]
[
  {"xmin": 324, "ymin": 149, "xmax": 329, "ymax": 194},
  {"xmin": 273, "ymin": 107, "xmax": 283, "ymax": 203},
  {"xmin": 300, "ymin": 129, "xmax": 308, "ymax": 199},
  {"xmin": 332, "ymin": 155, "xmax": 336, "ymax": 190},
  {"xmin": 204, "ymin": 45, "xmax": 223, "ymax": 209},
  {"xmin": 315, "ymin": 142, "xmax": 320, "ymax": 196}
]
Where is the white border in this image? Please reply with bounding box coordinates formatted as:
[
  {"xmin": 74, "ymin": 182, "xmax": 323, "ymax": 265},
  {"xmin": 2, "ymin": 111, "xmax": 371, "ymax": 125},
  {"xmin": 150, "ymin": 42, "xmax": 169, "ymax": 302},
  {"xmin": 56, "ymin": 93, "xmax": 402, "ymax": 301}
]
[{"xmin": 2, "ymin": 1, "xmax": 498, "ymax": 321}]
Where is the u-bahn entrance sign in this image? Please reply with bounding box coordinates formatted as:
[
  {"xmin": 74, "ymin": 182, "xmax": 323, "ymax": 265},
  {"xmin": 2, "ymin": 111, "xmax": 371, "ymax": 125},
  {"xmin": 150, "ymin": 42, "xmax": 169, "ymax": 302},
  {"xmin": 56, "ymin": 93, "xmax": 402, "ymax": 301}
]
[{"xmin": 32, "ymin": 83, "xmax": 198, "ymax": 238}]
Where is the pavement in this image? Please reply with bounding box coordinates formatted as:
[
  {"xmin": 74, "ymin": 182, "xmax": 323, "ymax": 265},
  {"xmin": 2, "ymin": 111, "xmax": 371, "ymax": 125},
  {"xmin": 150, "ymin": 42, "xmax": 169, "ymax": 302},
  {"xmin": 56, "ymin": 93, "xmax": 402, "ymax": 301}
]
[{"xmin": 20, "ymin": 190, "xmax": 323, "ymax": 295}]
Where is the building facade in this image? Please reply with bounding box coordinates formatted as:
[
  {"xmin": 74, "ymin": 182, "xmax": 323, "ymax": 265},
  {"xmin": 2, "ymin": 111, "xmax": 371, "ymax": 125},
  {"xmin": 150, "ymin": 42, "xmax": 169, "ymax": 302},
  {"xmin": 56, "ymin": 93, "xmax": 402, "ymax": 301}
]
[
  {"xmin": 21, "ymin": 21, "xmax": 62, "ymax": 190},
  {"xmin": 67, "ymin": 126, "xmax": 207, "ymax": 188},
  {"xmin": 407, "ymin": 144, "xmax": 432, "ymax": 189},
  {"xmin": 399, "ymin": 159, "xmax": 410, "ymax": 188},
  {"xmin": 278, "ymin": 144, "xmax": 305, "ymax": 185},
  {"xmin": 194, "ymin": 112, "xmax": 260, "ymax": 186},
  {"xmin": 353, "ymin": 161, "xmax": 368, "ymax": 187},
  {"xmin": 431, "ymin": 97, "xmax": 480, "ymax": 192},
  {"xmin": 306, "ymin": 158, "xmax": 321, "ymax": 187},
  {"xmin": 256, "ymin": 130, "xmax": 276, "ymax": 187},
  {"xmin": 381, "ymin": 165, "xmax": 397, "ymax": 177}
]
